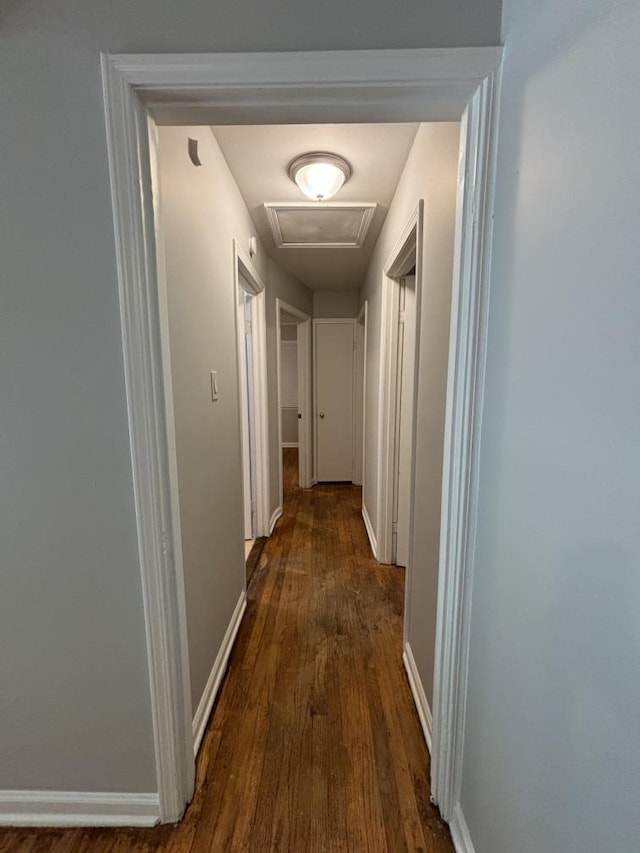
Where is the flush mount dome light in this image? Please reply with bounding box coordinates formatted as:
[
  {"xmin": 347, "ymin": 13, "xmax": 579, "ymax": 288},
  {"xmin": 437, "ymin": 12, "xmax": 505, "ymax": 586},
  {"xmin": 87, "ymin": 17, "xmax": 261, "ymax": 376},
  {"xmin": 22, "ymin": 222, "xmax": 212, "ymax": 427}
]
[{"xmin": 288, "ymin": 152, "xmax": 352, "ymax": 201}]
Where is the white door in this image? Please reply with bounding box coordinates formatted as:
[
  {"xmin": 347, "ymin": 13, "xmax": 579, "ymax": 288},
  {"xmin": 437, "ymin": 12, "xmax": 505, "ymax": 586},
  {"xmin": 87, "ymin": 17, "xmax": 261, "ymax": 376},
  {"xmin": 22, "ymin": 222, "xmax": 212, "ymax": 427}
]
[
  {"xmin": 296, "ymin": 319, "xmax": 312, "ymax": 489},
  {"xmin": 315, "ymin": 321, "xmax": 354, "ymax": 482},
  {"xmin": 394, "ymin": 276, "xmax": 416, "ymax": 567}
]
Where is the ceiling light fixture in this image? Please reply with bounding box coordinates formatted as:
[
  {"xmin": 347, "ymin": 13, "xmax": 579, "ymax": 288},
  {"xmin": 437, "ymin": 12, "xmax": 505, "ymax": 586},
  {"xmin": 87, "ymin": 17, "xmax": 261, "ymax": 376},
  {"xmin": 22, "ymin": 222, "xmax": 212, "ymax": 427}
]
[{"xmin": 288, "ymin": 152, "xmax": 352, "ymax": 202}]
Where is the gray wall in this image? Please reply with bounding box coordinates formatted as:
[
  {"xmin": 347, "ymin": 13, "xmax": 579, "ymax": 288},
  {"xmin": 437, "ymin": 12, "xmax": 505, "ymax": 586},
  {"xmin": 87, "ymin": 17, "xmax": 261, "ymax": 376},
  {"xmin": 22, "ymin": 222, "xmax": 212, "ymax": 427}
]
[
  {"xmin": 157, "ymin": 126, "xmax": 266, "ymax": 713},
  {"xmin": 313, "ymin": 289, "xmax": 359, "ymax": 318},
  {"xmin": 405, "ymin": 125, "xmax": 459, "ymax": 707},
  {"xmin": 280, "ymin": 325, "xmax": 298, "ymax": 342},
  {"xmin": 0, "ymin": 0, "xmax": 500, "ymax": 800},
  {"xmin": 281, "ymin": 409, "xmax": 299, "ymax": 445},
  {"xmin": 360, "ymin": 126, "xmax": 459, "ymax": 711},
  {"xmin": 460, "ymin": 1, "xmax": 640, "ymax": 851}
]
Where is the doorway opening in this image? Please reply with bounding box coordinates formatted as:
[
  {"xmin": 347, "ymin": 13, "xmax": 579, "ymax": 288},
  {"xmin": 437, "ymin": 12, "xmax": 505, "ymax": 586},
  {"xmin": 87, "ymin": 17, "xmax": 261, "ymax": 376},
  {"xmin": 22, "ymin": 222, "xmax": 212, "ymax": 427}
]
[
  {"xmin": 233, "ymin": 242, "xmax": 270, "ymax": 546},
  {"xmin": 102, "ymin": 48, "xmax": 502, "ymax": 826},
  {"xmin": 378, "ymin": 204, "xmax": 423, "ymax": 567},
  {"xmin": 276, "ymin": 299, "xmax": 312, "ymax": 506}
]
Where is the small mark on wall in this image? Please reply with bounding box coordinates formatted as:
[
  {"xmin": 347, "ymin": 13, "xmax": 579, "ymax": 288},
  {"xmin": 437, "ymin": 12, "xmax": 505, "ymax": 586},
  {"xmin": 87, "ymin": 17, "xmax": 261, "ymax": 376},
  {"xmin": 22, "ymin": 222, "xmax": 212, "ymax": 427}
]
[{"xmin": 188, "ymin": 137, "xmax": 202, "ymax": 167}]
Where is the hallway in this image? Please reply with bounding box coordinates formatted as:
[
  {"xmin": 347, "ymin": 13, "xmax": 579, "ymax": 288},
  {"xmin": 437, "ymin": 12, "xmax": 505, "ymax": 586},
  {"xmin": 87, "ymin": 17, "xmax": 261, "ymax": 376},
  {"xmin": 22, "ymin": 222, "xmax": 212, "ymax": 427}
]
[{"xmin": 0, "ymin": 456, "xmax": 453, "ymax": 852}]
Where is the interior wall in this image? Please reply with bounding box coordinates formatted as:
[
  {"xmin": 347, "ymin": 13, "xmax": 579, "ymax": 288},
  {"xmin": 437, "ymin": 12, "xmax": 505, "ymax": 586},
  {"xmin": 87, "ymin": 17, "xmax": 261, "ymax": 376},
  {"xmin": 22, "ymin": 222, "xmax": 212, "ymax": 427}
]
[
  {"xmin": 359, "ymin": 125, "xmax": 459, "ymax": 709},
  {"xmin": 266, "ymin": 259, "xmax": 313, "ymax": 515},
  {"xmin": 313, "ymin": 289, "xmax": 359, "ymax": 318},
  {"xmin": 281, "ymin": 409, "xmax": 299, "ymax": 445},
  {"xmin": 157, "ymin": 126, "xmax": 267, "ymax": 713},
  {"xmin": 281, "ymin": 325, "xmax": 298, "ymax": 342},
  {"xmin": 407, "ymin": 126, "xmax": 459, "ymax": 706},
  {"xmin": 0, "ymin": 0, "xmax": 501, "ymax": 799},
  {"xmin": 460, "ymin": 2, "xmax": 640, "ymax": 852}
]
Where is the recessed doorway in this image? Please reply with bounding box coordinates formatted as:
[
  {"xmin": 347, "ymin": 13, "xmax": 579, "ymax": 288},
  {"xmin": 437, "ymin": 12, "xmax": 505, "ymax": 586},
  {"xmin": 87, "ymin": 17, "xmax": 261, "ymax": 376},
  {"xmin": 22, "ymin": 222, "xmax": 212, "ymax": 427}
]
[
  {"xmin": 276, "ymin": 299, "xmax": 312, "ymax": 504},
  {"xmin": 102, "ymin": 48, "xmax": 502, "ymax": 826}
]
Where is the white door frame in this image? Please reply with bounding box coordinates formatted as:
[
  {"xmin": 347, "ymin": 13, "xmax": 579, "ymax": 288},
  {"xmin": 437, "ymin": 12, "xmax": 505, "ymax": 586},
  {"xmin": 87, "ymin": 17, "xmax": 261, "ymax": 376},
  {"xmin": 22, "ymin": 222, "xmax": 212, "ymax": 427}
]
[
  {"xmin": 312, "ymin": 318, "xmax": 356, "ymax": 483},
  {"xmin": 353, "ymin": 301, "xmax": 368, "ymax": 488},
  {"xmin": 377, "ymin": 203, "xmax": 423, "ymax": 566},
  {"xmin": 234, "ymin": 240, "xmax": 270, "ymax": 539},
  {"xmin": 237, "ymin": 285, "xmax": 255, "ymax": 539},
  {"xmin": 275, "ymin": 298, "xmax": 312, "ymax": 499},
  {"xmin": 101, "ymin": 46, "xmax": 502, "ymax": 825}
]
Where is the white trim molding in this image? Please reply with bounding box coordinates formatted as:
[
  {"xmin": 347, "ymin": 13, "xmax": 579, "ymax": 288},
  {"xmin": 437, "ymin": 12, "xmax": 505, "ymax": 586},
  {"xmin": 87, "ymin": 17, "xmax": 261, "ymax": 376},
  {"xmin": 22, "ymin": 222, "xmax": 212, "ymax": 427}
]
[
  {"xmin": 431, "ymin": 68, "xmax": 502, "ymax": 822},
  {"xmin": 108, "ymin": 48, "xmax": 503, "ymax": 127},
  {"xmin": 402, "ymin": 643, "xmax": 433, "ymax": 754},
  {"xmin": 101, "ymin": 54, "xmax": 195, "ymax": 824},
  {"xmin": 361, "ymin": 504, "xmax": 378, "ymax": 560},
  {"xmin": 192, "ymin": 591, "xmax": 247, "ymax": 756},
  {"xmin": 269, "ymin": 506, "xmax": 283, "ymax": 535},
  {"xmin": 353, "ymin": 301, "xmax": 368, "ymax": 489},
  {"xmin": 0, "ymin": 791, "xmax": 160, "ymax": 828},
  {"xmin": 450, "ymin": 803, "xmax": 477, "ymax": 853},
  {"xmin": 101, "ymin": 46, "xmax": 502, "ymax": 825}
]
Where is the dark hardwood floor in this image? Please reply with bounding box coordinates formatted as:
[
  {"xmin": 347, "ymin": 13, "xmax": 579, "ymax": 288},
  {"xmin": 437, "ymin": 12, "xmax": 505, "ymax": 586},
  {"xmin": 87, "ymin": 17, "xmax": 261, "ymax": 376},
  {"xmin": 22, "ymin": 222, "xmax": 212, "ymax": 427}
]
[
  {"xmin": 0, "ymin": 448, "xmax": 453, "ymax": 852},
  {"xmin": 282, "ymin": 446, "xmax": 299, "ymax": 493}
]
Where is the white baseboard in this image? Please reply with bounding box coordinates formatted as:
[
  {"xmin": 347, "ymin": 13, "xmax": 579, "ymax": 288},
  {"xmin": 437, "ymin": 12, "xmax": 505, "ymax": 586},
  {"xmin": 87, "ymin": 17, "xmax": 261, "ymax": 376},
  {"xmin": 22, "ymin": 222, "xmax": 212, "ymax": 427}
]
[
  {"xmin": 450, "ymin": 803, "xmax": 476, "ymax": 853},
  {"xmin": 403, "ymin": 644, "xmax": 475, "ymax": 852},
  {"xmin": 403, "ymin": 642, "xmax": 433, "ymax": 754},
  {"xmin": 192, "ymin": 590, "xmax": 247, "ymax": 756},
  {"xmin": 361, "ymin": 503, "xmax": 378, "ymax": 559},
  {"xmin": 269, "ymin": 506, "xmax": 283, "ymax": 535},
  {"xmin": 281, "ymin": 442, "xmax": 299, "ymax": 448},
  {"xmin": 0, "ymin": 791, "xmax": 159, "ymax": 827}
]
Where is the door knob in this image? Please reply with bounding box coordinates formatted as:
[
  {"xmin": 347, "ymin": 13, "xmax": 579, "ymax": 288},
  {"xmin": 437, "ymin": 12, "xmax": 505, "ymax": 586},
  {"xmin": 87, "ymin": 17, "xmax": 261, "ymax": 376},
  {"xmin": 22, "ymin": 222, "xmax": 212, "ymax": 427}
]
[{"xmin": 319, "ymin": 412, "xmax": 325, "ymax": 418}]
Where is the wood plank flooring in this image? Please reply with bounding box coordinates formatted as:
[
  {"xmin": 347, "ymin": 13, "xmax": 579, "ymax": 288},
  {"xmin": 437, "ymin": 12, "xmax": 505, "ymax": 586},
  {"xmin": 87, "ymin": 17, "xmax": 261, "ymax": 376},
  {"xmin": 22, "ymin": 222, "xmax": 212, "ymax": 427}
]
[{"xmin": 0, "ymin": 451, "xmax": 453, "ymax": 852}]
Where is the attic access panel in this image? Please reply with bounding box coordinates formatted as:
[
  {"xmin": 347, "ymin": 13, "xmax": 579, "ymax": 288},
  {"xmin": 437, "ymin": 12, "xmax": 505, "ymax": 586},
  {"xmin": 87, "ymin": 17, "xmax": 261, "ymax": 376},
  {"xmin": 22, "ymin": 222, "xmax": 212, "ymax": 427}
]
[{"xmin": 265, "ymin": 202, "xmax": 376, "ymax": 249}]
